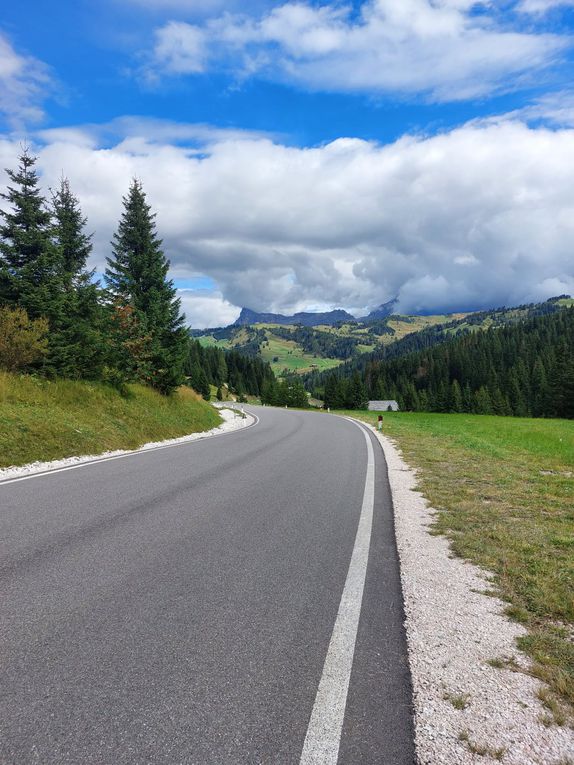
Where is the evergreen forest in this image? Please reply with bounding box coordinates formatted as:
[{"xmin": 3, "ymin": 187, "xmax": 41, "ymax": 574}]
[{"xmin": 319, "ymin": 309, "xmax": 574, "ymax": 418}]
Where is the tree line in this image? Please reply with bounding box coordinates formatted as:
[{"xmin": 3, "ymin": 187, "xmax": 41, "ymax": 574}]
[
  {"xmin": 186, "ymin": 340, "xmax": 275, "ymax": 401},
  {"xmin": 0, "ymin": 150, "xmax": 274, "ymax": 399},
  {"xmin": 318, "ymin": 309, "xmax": 574, "ymax": 418}
]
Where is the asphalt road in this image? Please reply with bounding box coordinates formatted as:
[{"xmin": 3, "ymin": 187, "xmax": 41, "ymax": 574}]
[{"xmin": 0, "ymin": 407, "xmax": 415, "ymax": 764}]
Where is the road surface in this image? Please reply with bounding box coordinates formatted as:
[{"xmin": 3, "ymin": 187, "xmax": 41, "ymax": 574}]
[{"xmin": 0, "ymin": 406, "xmax": 415, "ymax": 764}]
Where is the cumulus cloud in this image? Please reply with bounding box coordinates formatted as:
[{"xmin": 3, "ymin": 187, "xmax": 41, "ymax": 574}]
[
  {"xmin": 143, "ymin": 0, "xmax": 568, "ymax": 101},
  {"xmin": 1, "ymin": 117, "xmax": 573, "ymax": 327},
  {"xmin": 0, "ymin": 32, "xmax": 53, "ymax": 128},
  {"xmin": 178, "ymin": 289, "xmax": 240, "ymax": 326}
]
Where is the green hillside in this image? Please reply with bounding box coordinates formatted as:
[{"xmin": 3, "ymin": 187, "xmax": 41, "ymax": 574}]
[
  {"xmin": 196, "ymin": 311, "xmax": 471, "ymax": 376},
  {"xmin": 0, "ymin": 372, "xmax": 221, "ymax": 468},
  {"xmin": 195, "ymin": 297, "xmax": 570, "ymax": 379}
]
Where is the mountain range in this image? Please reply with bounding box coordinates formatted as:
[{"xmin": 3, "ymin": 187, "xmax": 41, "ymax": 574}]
[{"xmin": 233, "ymin": 298, "xmax": 398, "ymax": 327}]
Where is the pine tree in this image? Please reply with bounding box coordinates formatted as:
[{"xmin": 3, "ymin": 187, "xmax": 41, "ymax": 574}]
[
  {"xmin": 50, "ymin": 177, "xmax": 105, "ymax": 379},
  {"xmin": 450, "ymin": 379, "xmax": 463, "ymax": 413},
  {"xmin": 531, "ymin": 358, "xmax": 549, "ymax": 417},
  {"xmin": 105, "ymin": 180, "xmax": 188, "ymax": 394},
  {"xmin": 474, "ymin": 386, "xmax": 493, "ymax": 414},
  {"xmin": 350, "ymin": 372, "xmax": 368, "ymax": 409},
  {"xmin": 558, "ymin": 358, "xmax": 574, "ymax": 419},
  {"xmin": 0, "ymin": 150, "xmax": 64, "ymax": 364}
]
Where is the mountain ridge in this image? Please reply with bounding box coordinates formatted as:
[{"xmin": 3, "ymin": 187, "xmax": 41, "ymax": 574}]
[{"xmin": 234, "ymin": 307, "xmax": 357, "ymax": 327}]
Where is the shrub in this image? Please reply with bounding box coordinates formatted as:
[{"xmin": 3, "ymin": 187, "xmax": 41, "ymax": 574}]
[{"xmin": 0, "ymin": 306, "xmax": 49, "ymax": 372}]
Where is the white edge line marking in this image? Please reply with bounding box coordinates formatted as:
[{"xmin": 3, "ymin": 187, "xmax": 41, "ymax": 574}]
[
  {"xmin": 300, "ymin": 418, "xmax": 375, "ymax": 764},
  {"xmin": 0, "ymin": 409, "xmax": 259, "ymax": 487}
]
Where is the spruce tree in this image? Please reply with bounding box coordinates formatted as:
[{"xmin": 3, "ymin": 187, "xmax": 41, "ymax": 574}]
[
  {"xmin": 0, "ymin": 150, "xmax": 64, "ymax": 334},
  {"xmin": 105, "ymin": 180, "xmax": 188, "ymax": 394},
  {"xmin": 50, "ymin": 177, "xmax": 105, "ymax": 379}
]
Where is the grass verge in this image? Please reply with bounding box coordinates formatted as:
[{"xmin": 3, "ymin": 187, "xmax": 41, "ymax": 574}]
[
  {"xmin": 341, "ymin": 410, "xmax": 574, "ymax": 720},
  {"xmin": 0, "ymin": 371, "xmax": 221, "ymax": 468}
]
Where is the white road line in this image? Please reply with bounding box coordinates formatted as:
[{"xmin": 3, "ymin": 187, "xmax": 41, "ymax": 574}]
[
  {"xmin": 300, "ymin": 419, "xmax": 375, "ymax": 764},
  {"xmin": 0, "ymin": 410, "xmax": 259, "ymax": 487}
]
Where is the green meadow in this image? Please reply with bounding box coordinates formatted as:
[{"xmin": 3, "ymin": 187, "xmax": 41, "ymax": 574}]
[{"xmin": 346, "ymin": 410, "xmax": 574, "ymax": 722}]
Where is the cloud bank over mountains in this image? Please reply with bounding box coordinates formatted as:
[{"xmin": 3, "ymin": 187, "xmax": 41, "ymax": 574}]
[
  {"xmin": 1, "ymin": 1, "xmax": 573, "ymax": 327},
  {"xmin": 2, "ymin": 115, "xmax": 572, "ymax": 326}
]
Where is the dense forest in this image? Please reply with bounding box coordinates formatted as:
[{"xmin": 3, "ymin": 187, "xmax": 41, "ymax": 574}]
[
  {"xmin": 320, "ymin": 309, "xmax": 574, "ymax": 418},
  {"xmin": 185, "ymin": 339, "xmax": 275, "ymax": 401},
  {"xmin": 0, "ymin": 151, "xmax": 273, "ymax": 400},
  {"xmin": 305, "ymin": 298, "xmax": 570, "ymax": 394}
]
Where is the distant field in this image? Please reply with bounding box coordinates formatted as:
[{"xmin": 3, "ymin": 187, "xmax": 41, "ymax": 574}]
[
  {"xmin": 259, "ymin": 335, "xmax": 342, "ymax": 374},
  {"xmin": 0, "ymin": 372, "xmax": 220, "ymax": 468},
  {"xmin": 198, "ymin": 328, "xmax": 343, "ymax": 375},
  {"xmin": 344, "ymin": 410, "xmax": 574, "ymax": 721}
]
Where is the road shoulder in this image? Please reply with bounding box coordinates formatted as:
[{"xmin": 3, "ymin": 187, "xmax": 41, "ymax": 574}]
[{"xmin": 353, "ymin": 418, "xmax": 574, "ymax": 765}]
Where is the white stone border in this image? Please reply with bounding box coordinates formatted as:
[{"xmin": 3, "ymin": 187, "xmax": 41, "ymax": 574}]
[
  {"xmin": 0, "ymin": 405, "xmax": 255, "ymax": 484},
  {"xmin": 360, "ymin": 420, "xmax": 573, "ymax": 765}
]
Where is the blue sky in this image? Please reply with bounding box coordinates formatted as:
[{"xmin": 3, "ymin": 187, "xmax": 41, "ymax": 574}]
[{"xmin": 1, "ymin": 1, "xmax": 574, "ymax": 326}]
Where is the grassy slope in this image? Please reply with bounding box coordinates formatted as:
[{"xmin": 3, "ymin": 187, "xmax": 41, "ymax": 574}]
[
  {"xmin": 0, "ymin": 372, "xmax": 221, "ymax": 468},
  {"xmin": 344, "ymin": 410, "xmax": 574, "ymax": 720},
  {"xmin": 198, "ymin": 329, "xmax": 343, "ymax": 375}
]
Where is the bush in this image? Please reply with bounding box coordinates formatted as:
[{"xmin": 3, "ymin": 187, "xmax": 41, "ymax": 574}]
[{"xmin": 0, "ymin": 306, "xmax": 49, "ymax": 372}]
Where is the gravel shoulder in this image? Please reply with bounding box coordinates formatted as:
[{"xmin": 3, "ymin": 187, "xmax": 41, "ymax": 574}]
[
  {"xmin": 363, "ymin": 421, "xmax": 574, "ymax": 765},
  {"xmin": 0, "ymin": 405, "xmax": 253, "ymax": 482}
]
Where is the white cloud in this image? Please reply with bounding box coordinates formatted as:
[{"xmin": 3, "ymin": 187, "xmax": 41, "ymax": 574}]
[
  {"xmin": 151, "ymin": 21, "xmax": 207, "ymax": 77},
  {"xmin": 144, "ymin": 0, "xmax": 569, "ymax": 101},
  {"xmin": 0, "ymin": 33, "xmax": 53, "ymax": 127},
  {"xmin": 517, "ymin": 0, "xmax": 574, "ymax": 13},
  {"xmin": 38, "ymin": 115, "xmax": 272, "ymax": 148},
  {"xmin": 1, "ymin": 116, "xmax": 574, "ymax": 327},
  {"xmin": 178, "ymin": 289, "xmax": 240, "ymax": 327},
  {"xmin": 508, "ymin": 91, "xmax": 574, "ymax": 127}
]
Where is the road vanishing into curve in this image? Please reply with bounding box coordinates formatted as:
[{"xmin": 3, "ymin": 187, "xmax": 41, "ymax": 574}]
[{"xmin": 0, "ymin": 407, "xmax": 415, "ymax": 764}]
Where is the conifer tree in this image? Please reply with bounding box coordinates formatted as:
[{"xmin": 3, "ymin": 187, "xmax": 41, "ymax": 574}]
[
  {"xmin": 50, "ymin": 177, "xmax": 105, "ymax": 378},
  {"xmin": 0, "ymin": 150, "xmax": 63, "ymax": 332},
  {"xmin": 105, "ymin": 180, "xmax": 188, "ymax": 394}
]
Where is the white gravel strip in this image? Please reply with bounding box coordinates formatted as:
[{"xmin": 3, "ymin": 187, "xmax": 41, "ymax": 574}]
[
  {"xmin": 0, "ymin": 405, "xmax": 253, "ymax": 483},
  {"xmin": 363, "ymin": 422, "xmax": 573, "ymax": 765}
]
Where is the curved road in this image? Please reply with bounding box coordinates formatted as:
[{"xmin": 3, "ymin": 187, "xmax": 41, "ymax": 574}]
[{"xmin": 0, "ymin": 407, "xmax": 415, "ymax": 764}]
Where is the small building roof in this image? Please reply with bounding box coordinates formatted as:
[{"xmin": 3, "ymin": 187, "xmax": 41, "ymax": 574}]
[{"xmin": 368, "ymin": 400, "xmax": 400, "ymax": 411}]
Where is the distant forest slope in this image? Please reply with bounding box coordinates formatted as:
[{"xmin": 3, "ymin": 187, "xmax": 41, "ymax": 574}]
[
  {"xmin": 185, "ymin": 338, "xmax": 275, "ymax": 401},
  {"xmin": 321, "ymin": 307, "xmax": 574, "ymax": 419},
  {"xmin": 306, "ymin": 297, "xmax": 572, "ymax": 392},
  {"xmin": 195, "ymin": 298, "xmax": 572, "ymax": 380},
  {"xmin": 194, "ymin": 312, "xmax": 470, "ymax": 376}
]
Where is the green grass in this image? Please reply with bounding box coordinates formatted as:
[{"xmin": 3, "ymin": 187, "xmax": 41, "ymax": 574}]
[
  {"xmin": 259, "ymin": 335, "xmax": 342, "ymax": 375},
  {"xmin": 342, "ymin": 410, "xmax": 574, "ymax": 719},
  {"xmin": 0, "ymin": 371, "xmax": 221, "ymax": 468},
  {"xmin": 196, "ymin": 335, "xmax": 232, "ymax": 350}
]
